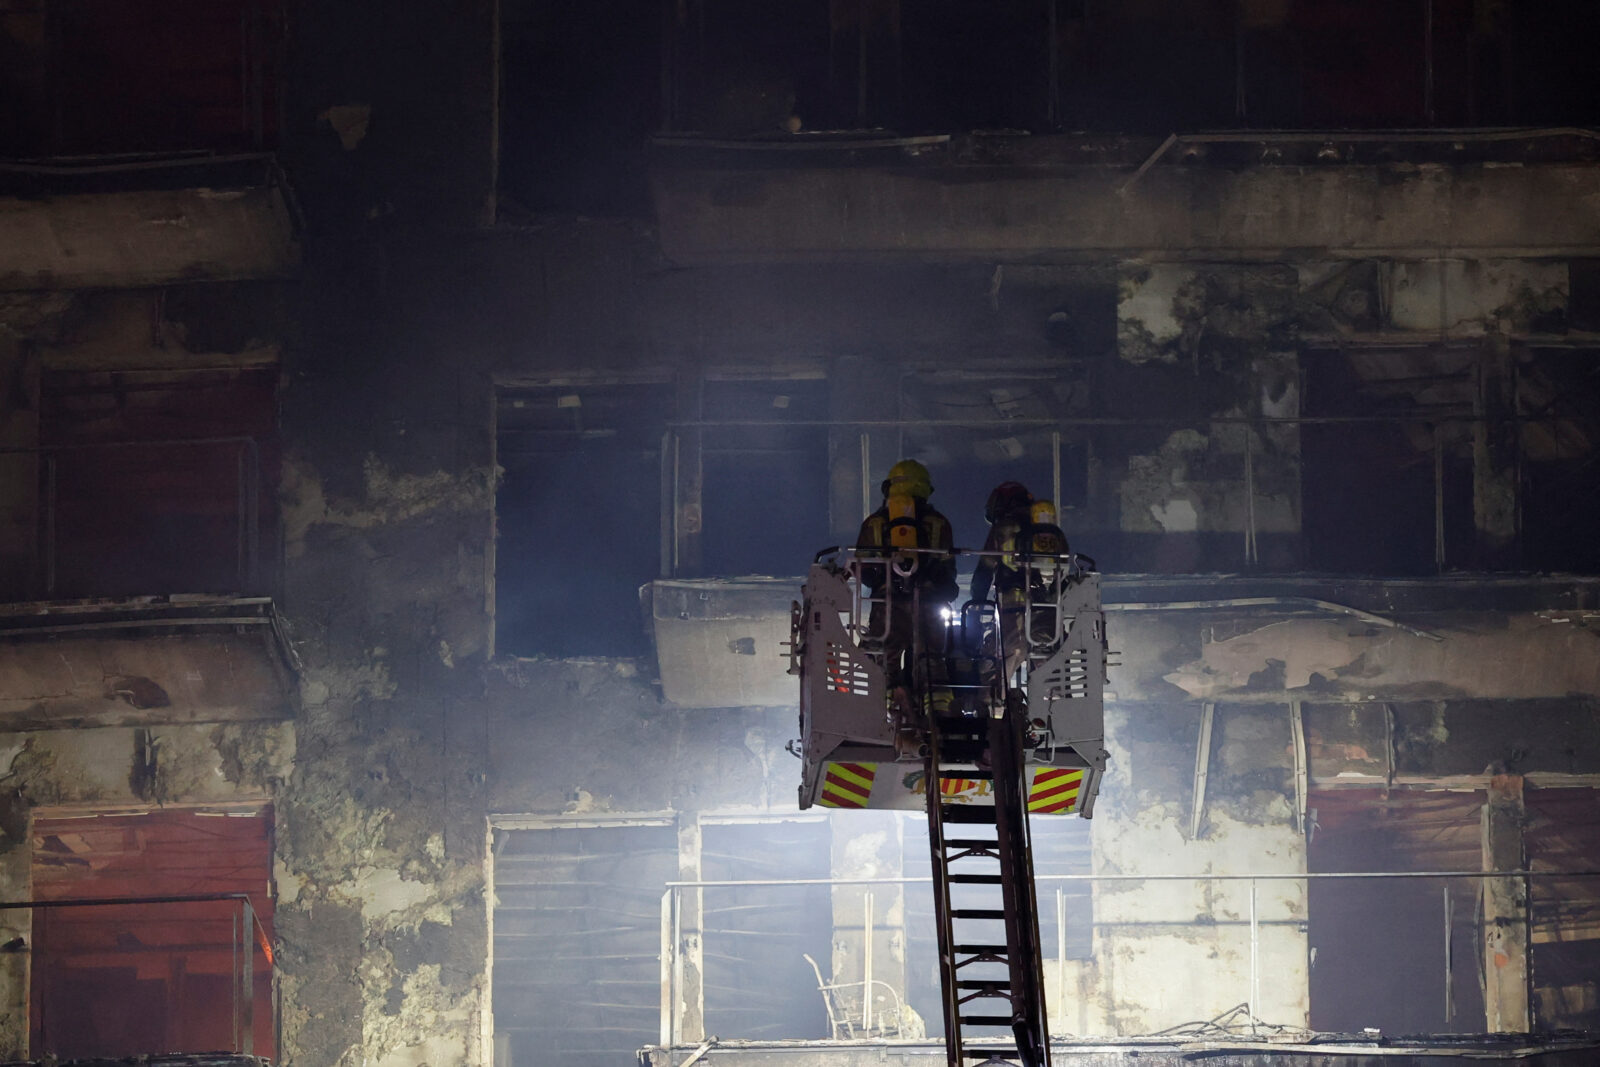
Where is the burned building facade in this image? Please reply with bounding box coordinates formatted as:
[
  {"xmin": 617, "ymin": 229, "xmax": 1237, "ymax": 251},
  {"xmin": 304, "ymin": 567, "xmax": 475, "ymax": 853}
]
[{"xmin": 2, "ymin": 0, "xmax": 1600, "ymax": 1065}]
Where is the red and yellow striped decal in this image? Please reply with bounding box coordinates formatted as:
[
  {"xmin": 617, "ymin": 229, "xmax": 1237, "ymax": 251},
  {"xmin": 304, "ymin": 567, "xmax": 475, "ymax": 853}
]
[
  {"xmin": 940, "ymin": 777, "xmax": 981, "ymax": 797},
  {"xmin": 820, "ymin": 762, "xmax": 877, "ymax": 809},
  {"xmin": 1028, "ymin": 768, "xmax": 1085, "ymax": 814}
]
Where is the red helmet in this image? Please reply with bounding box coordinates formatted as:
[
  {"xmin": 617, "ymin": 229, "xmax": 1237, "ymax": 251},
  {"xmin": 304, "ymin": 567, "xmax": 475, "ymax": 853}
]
[{"xmin": 985, "ymin": 481, "xmax": 1033, "ymax": 524}]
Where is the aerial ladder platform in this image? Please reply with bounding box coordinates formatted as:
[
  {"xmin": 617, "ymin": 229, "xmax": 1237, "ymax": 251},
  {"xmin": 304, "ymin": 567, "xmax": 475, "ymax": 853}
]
[{"xmin": 790, "ymin": 547, "xmax": 1108, "ymax": 1067}]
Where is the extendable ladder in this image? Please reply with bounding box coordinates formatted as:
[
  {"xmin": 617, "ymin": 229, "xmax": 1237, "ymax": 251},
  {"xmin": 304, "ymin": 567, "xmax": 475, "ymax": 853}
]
[{"xmin": 924, "ymin": 697, "xmax": 1051, "ymax": 1067}]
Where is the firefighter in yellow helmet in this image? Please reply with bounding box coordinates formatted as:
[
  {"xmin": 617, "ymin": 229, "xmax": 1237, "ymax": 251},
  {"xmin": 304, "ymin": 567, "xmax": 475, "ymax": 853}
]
[
  {"xmin": 855, "ymin": 460, "xmax": 958, "ymax": 690},
  {"xmin": 1024, "ymin": 498, "xmax": 1071, "ymax": 650}
]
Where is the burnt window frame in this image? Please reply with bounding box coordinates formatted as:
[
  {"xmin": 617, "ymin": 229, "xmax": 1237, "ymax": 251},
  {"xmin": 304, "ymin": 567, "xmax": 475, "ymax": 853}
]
[{"xmin": 492, "ymin": 375, "xmax": 674, "ymax": 658}]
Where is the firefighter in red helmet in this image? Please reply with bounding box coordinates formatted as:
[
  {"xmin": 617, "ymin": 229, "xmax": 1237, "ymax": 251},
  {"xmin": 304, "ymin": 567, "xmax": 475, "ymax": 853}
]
[{"xmin": 970, "ymin": 481, "xmax": 1034, "ymax": 684}]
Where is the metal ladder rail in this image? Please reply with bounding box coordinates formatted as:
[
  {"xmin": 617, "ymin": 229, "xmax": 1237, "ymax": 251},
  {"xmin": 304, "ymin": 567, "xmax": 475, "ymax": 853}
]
[
  {"xmin": 921, "ymin": 590, "xmax": 1050, "ymax": 1067},
  {"xmin": 924, "ymin": 722, "xmax": 964, "ymax": 1067},
  {"xmin": 989, "ymin": 694, "xmax": 1051, "ymax": 1067},
  {"xmin": 939, "ymin": 785, "xmax": 1015, "ymax": 1064},
  {"xmin": 926, "ymin": 719, "xmax": 1049, "ymax": 1066},
  {"xmin": 980, "ymin": 585, "xmax": 1050, "ymax": 1067},
  {"xmin": 928, "ymin": 733, "xmax": 1020, "ymax": 1066}
]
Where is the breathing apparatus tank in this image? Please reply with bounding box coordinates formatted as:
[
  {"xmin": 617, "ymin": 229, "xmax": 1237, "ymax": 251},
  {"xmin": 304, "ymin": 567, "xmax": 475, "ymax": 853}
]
[
  {"xmin": 1028, "ymin": 499, "xmax": 1069, "ymax": 580},
  {"xmin": 886, "ymin": 490, "xmax": 920, "ymax": 577}
]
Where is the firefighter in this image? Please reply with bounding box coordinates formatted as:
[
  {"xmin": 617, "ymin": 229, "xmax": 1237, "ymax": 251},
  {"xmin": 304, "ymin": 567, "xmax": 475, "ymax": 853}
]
[
  {"xmin": 1024, "ymin": 498, "xmax": 1071, "ymax": 649},
  {"xmin": 969, "ymin": 481, "xmax": 1034, "ymax": 684},
  {"xmin": 855, "ymin": 459, "xmax": 958, "ymax": 693}
]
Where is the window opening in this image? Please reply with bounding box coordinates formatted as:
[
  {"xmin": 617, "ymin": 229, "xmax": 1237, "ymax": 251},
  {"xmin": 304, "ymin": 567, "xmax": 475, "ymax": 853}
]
[
  {"xmin": 495, "ymin": 384, "xmax": 667, "ymax": 657},
  {"xmin": 1301, "ymin": 346, "xmax": 1474, "ymax": 575},
  {"xmin": 491, "ymin": 823, "xmax": 678, "ymax": 1067},
  {"xmin": 1525, "ymin": 787, "xmax": 1600, "ymax": 1032},
  {"xmin": 499, "ymin": 0, "xmax": 660, "ymax": 216},
  {"xmin": 1517, "ymin": 347, "xmax": 1600, "ymax": 574},
  {"xmin": 1306, "ymin": 788, "xmax": 1485, "ymax": 1034},
  {"xmin": 899, "ymin": 0, "xmax": 1051, "ymax": 132},
  {"xmin": 699, "ymin": 377, "xmax": 829, "ymax": 577},
  {"xmin": 897, "ymin": 370, "xmax": 1089, "ymax": 555},
  {"xmin": 701, "ymin": 819, "xmax": 831, "ymax": 1039},
  {"xmin": 667, "ymin": 0, "xmax": 828, "ymax": 134}
]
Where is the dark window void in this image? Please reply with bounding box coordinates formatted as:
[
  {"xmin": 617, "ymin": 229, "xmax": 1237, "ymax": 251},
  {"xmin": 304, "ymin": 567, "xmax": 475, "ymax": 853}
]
[
  {"xmin": 656, "ymin": 0, "xmax": 1600, "ymax": 135},
  {"xmin": 1526, "ymin": 788, "xmax": 1600, "ymax": 1032},
  {"xmin": 699, "ymin": 377, "xmax": 829, "ymax": 577},
  {"xmin": 671, "ymin": 0, "xmax": 828, "ymax": 135},
  {"xmin": 36, "ymin": 366, "xmax": 279, "ymax": 600},
  {"xmin": 898, "ymin": 371, "xmax": 1089, "ymax": 560},
  {"xmin": 701, "ymin": 820, "xmax": 832, "ymax": 1039},
  {"xmin": 499, "ymin": 0, "xmax": 661, "ymax": 216},
  {"xmin": 1303, "ymin": 344, "xmax": 1600, "ymax": 576},
  {"xmin": 1307, "ymin": 789, "xmax": 1486, "ymax": 1035},
  {"xmin": 492, "ymin": 825, "xmax": 679, "ymax": 1067},
  {"xmin": 30, "ymin": 808, "xmax": 275, "ymax": 1058},
  {"xmin": 495, "ymin": 384, "xmax": 666, "ymax": 657},
  {"xmin": 1517, "ymin": 348, "xmax": 1600, "ymax": 574},
  {"xmin": 0, "ymin": 0, "xmax": 280, "ymax": 156},
  {"xmin": 1301, "ymin": 347, "xmax": 1475, "ymax": 576},
  {"xmin": 898, "ymin": 1, "xmax": 1051, "ymax": 131}
]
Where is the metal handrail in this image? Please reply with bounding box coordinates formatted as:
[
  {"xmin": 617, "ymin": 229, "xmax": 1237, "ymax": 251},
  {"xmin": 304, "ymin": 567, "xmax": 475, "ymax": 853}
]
[
  {"xmin": 658, "ymin": 870, "xmax": 1600, "ymax": 1047},
  {"xmin": 4, "ymin": 892, "xmax": 266, "ymax": 1055}
]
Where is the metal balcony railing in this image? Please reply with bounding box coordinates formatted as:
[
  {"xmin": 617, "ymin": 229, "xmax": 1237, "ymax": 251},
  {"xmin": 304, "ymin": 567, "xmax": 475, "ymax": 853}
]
[
  {"xmin": 2, "ymin": 892, "xmax": 268, "ymax": 1057},
  {"xmin": 655, "ymin": 868, "xmax": 1600, "ymax": 1046}
]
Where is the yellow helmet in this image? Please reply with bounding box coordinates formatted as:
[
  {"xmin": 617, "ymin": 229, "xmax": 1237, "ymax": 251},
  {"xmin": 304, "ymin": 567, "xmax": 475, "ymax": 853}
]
[{"xmin": 883, "ymin": 459, "xmax": 933, "ymax": 500}]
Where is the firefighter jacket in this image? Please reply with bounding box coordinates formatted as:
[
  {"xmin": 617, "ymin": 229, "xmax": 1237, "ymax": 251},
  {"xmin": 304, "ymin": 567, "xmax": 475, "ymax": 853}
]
[{"xmin": 971, "ymin": 517, "xmax": 1070, "ymax": 604}]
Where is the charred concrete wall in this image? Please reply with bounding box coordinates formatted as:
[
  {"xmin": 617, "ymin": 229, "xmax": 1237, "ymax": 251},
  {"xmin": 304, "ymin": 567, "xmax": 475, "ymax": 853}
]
[
  {"xmin": 1058, "ymin": 702, "xmax": 1307, "ymax": 1035},
  {"xmin": 271, "ymin": 190, "xmax": 1600, "ymax": 1055}
]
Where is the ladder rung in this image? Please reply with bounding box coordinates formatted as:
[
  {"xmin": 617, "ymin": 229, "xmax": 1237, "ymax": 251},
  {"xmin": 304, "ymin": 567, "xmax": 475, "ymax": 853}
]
[
  {"xmin": 941, "ymin": 806, "xmax": 998, "ymax": 824},
  {"xmin": 955, "ymin": 980, "xmax": 1012, "ymax": 991},
  {"xmin": 951, "ymin": 908, "xmax": 1006, "ymax": 920},
  {"xmin": 944, "ymin": 838, "xmax": 998, "ymax": 850},
  {"xmin": 959, "ymin": 1015, "xmax": 1014, "ymax": 1026},
  {"xmin": 948, "ymin": 873, "xmax": 1003, "ymax": 884},
  {"xmin": 960, "ymin": 1049, "xmax": 1017, "ymax": 1059},
  {"xmin": 953, "ymin": 943, "xmax": 1008, "ymax": 955}
]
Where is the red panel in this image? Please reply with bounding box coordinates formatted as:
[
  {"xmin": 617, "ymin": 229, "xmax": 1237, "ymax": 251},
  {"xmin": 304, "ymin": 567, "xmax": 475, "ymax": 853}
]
[
  {"xmin": 30, "ymin": 809, "xmax": 275, "ymax": 1058},
  {"xmin": 49, "ymin": 0, "xmax": 284, "ymax": 154},
  {"xmin": 39, "ymin": 367, "xmax": 280, "ymax": 598}
]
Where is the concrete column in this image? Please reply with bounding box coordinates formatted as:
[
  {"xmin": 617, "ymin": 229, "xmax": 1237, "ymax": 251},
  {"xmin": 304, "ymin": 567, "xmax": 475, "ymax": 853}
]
[
  {"xmin": 0, "ymin": 335, "xmax": 39, "ymax": 601},
  {"xmin": 673, "ymin": 373, "xmax": 704, "ymax": 577},
  {"xmin": 1481, "ymin": 774, "xmax": 1530, "ymax": 1033},
  {"xmin": 675, "ymin": 819, "xmax": 705, "ymax": 1043},
  {"xmin": 0, "ymin": 803, "xmax": 30, "ymax": 1059},
  {"xmin": 829, "ymin": 812, "xmax": 909, "ymax": 1035}
]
